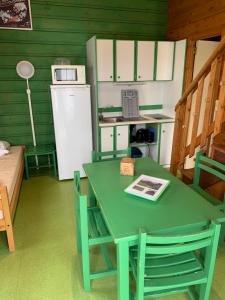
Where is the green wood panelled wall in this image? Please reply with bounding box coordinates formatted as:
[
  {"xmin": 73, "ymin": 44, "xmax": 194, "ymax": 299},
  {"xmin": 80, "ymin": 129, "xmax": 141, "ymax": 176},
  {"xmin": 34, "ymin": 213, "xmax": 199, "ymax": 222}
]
[{"xmin": 0, "ymin": 0, "xmax": 168, "ymax": 146}]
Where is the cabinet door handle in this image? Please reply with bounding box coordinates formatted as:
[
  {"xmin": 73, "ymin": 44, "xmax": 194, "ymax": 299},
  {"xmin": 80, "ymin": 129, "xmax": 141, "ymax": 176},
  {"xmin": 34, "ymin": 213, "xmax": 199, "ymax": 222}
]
[
  {"xmin": 162, "ymin": 130, "xmax": 166, "ymax": 133},
  {"xmin": 110, "ymin": 134, "xmax": 113, "ymax": 137},
  {"xmin": 138, "ymin": 75, "xmax": 141, "ymax": 78},
  {"xmin": 110, "ymin": 75, "xmax": 113, "ymax": 78},
  {"xmin": 117, "ymin": 76, "xmax": 120, "ymax": 79},
  {"xmin": 118, "ymin": 133, "xmax": 120, "ymax": 136}
]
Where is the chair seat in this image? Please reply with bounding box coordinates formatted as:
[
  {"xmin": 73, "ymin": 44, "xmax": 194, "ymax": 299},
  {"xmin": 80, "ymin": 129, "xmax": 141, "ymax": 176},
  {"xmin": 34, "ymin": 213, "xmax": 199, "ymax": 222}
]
[
  {"xmin": 88, "ymin": 206, "xmax": 113, "ymax": 244},
  {"xmin": 130, "ymin": 248, "xmax": 206, "ymax": 293},
  {"xmin": 74, "ymin": 170, "xmax": 116, "ymax": 291},
  {"xmin": 190, "ymin": 185, "xmax": 223, "ymax": 208},
  {"xmin": 190, "ymin": 151, "xmax": 225, "ymax": 214}
]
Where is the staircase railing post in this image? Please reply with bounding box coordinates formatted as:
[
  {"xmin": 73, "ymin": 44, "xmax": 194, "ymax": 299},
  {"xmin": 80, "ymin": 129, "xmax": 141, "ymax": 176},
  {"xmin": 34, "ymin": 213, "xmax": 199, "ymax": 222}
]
[{"xmin": 170, "ymin": 102, "xmax": 186, "ymax": 175}]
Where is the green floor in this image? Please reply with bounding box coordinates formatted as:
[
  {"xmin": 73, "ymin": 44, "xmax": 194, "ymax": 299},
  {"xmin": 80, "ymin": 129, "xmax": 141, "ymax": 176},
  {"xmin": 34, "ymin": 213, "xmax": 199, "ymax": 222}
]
[{"xmin": 0, "ymin": 175, "xmax": 224, "ymax": 300}]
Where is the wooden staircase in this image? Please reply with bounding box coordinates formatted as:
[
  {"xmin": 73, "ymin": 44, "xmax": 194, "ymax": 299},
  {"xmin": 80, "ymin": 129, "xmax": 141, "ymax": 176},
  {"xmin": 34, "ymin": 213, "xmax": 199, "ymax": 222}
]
[
  {"xmin": 178, "ymin": 132, "xmax": 225, "ymax": 201},
  {"xmin": 170, "ymin": 38, "xmax": 225, "ymax": 179}
]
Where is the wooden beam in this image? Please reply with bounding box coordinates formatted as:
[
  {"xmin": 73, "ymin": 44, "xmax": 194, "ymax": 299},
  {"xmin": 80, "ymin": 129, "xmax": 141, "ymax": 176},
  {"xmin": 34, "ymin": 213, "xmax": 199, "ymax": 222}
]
[
  {"xmin": 200, "ymin": 56, "xmax": 223, "ymax": 147},
  {"xmin": 170, "ymin": 103, "xmax": 186, "ymax": 175},
  {"xmin": 10, "ymin": 157, "xmax": 24, "ymax": 219},
  {"xmin": 179, "ymin": 92, "xmax": 193, "ymax": 168},
  {"xmin": 189, "ymin": 76, "xmax": 205, "ymax": 157},
  {"xmin": 0, "ymin": 185, "xmax": 15, "ymax": 251},
  {"xmin": 183, "ymin": 40, "xmax": 196, "ymax": 92},
  {"xmin": 185, "ymin": 121, "xmax": 215, "ymax": 156}
]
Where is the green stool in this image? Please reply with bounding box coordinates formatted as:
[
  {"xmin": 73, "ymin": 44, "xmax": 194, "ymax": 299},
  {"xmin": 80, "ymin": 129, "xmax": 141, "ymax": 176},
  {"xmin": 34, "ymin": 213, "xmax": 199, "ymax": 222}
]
[{"xmin": 24, "ymin": 144, "xmax": 57, "ymax": 179}]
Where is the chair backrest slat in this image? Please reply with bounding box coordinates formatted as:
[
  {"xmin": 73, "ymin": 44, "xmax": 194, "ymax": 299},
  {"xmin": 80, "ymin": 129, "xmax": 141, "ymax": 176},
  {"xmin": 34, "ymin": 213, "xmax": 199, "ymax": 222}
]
[
  {"xmin": 200, "ymin": 155, "xmax": 225, "ymax": 171},
  {"xmin": 193, "ymin": 150, "xmax": 225, "ymax": 188},
  {"xmin": 145, "ymin": 226, "xmax": 214, "ymax": 244},
  {"xmin": 198, "ymin": 163, "xmax": 225, "ymax": 181},
  {"xmin": 92, "ymin": 148, "xmax": 131, "ymax": 162},
  {"xmin": 145, "ymin": 238, "xmax": 212, "ymax": 255}
]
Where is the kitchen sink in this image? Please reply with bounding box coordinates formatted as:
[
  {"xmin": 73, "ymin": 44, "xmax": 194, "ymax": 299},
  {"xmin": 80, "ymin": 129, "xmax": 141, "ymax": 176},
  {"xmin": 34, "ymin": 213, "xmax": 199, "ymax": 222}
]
[
  {"xmin": 100, "ymin": 116, "xmax": 148, "ymax": 123},
  {"xmin": 100, "ymin": 117, "xmax": 124, "ymax": 123},
  {"xmin": 99, "ymin": 114, "xmax": 173, "ymax": 123},
  {"xmin": 143, "ymin": 114, "xmax": 173, "ymax": 120}
]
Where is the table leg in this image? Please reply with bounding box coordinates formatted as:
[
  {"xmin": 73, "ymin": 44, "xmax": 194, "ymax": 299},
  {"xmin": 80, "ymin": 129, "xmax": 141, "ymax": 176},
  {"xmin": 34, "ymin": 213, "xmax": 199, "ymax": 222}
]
[{"xmin": 117, "ymin": 240, "xmax": 129, "ymax": 300}]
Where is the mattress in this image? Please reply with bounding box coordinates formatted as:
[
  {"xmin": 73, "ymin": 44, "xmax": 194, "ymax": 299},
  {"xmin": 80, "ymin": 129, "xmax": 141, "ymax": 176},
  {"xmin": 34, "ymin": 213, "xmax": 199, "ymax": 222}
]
[{"xmin": 0, "ymin": 146, "xmax": 23, "ymax": 219}]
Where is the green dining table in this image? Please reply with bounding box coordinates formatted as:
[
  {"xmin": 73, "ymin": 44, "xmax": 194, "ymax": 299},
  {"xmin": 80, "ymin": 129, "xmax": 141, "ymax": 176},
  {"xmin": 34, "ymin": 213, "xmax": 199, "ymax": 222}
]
[{"xmin": 83, "ymin": 157, "xmax": 225, "ymax": 300}]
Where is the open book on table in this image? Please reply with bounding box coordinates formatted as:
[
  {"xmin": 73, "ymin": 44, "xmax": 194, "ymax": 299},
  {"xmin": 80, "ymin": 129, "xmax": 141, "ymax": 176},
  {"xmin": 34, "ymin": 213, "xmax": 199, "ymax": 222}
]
[{"xmin": 125, "ymin": 174, "xmax": 170, "ymax": 201}]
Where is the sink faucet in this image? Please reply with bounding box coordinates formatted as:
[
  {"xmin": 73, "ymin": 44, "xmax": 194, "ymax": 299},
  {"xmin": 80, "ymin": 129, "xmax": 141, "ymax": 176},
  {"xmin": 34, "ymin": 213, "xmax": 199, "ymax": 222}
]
[{"xmin": 99, "ymin": 113, "xmax": 104, "ymax": 121}]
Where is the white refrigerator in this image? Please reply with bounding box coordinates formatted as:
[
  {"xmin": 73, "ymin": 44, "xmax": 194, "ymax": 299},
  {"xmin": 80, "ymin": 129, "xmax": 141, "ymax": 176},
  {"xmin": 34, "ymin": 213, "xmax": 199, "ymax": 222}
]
[{"xmin": 50, "ymin": 85, "xmax": 92, "ymax": 180}]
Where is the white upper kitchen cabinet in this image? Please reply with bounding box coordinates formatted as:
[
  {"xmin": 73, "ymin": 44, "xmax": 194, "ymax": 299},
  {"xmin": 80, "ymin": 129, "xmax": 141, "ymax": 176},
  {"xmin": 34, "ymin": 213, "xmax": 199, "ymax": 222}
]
[
  {"xmin": 96, "ymin": 39, "xmax": 114, "ymax": 81},
  {"xmin": 155, "ymin": 42, "xmax": 174, "ymax": 80},
  {"xmin": 137, "ymin": 41, "xmax": 155, "ymax": 81},
  {"xmin": 116, "ymin": 40, "xmax": 135, "ymax": 82}
]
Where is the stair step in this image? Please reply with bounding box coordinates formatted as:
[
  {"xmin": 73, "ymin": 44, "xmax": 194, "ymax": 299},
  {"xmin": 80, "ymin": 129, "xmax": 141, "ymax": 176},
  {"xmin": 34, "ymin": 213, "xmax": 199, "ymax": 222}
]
[
  {"xmin": 206, "ymin": 181, "xmax": 225, "ymax": 201},
  {"xmin": 180, "ymin": 168, "xmax": 194, "ymax": 184},
  {"xmin": 180, "ymin": 168, "xmax": 224, "ymax": 201},
  {"xmin": 211, "ymin": 138, "xmax": 225, "ymax": 165},
  {"xmin": 214, "ymin": 132, "xmax": 225, "ymax": 147}
]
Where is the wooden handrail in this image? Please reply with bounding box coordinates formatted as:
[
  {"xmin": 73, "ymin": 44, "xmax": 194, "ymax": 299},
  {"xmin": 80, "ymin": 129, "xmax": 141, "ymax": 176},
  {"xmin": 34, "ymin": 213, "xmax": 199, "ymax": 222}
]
[
  {"xmin": 171, "ymin": 37, "xmax": 225, "ymax": 175},
  {"xmin": 175, "ymin": 37, "xmax": 225, "ymax": 110}
]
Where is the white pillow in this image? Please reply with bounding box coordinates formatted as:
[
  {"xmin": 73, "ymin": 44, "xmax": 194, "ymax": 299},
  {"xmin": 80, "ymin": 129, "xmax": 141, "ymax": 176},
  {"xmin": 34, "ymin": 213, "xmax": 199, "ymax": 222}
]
[
  {"xmin": 0, "ymin": 141, "xmax": 10, "ymax": 150},
  {"xmin": 0, "ymin": 149, "xmax": 9, "ymax": 157}
]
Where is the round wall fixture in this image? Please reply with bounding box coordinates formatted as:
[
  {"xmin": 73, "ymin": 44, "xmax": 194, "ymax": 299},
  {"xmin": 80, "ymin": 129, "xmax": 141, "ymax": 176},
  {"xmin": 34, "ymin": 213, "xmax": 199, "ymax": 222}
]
[
  {"xmin": 16, "ymin": 60, "xmax": 38, "ymax": 166},
  {"xmin": 16, "ymin": 60, "xmax": 35, "ymax": 79},
  {"xmin": 16, "ymin": 60, "xmax": 38, "ymax": 167}
]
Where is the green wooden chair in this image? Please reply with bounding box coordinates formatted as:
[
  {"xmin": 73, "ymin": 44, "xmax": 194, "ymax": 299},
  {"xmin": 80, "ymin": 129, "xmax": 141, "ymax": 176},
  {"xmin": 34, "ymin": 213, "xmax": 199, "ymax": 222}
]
[
  {"xmin": 192, "ymin": 150, "xmax": 225, "ymax": 213},
  {"xmin": 74, "ymin": 171, "xmax": 117, "ymax": 291},
  {"xmin": 129, "ymin": 221, "xmax": 221, "ymax": 300},
  {"xmin": 92, "ymin": 148, "xmax": 131, "ymax": 162},
  {"xmin": 91, "ymin": 148, "xmax": 131, "ymax": 206}
]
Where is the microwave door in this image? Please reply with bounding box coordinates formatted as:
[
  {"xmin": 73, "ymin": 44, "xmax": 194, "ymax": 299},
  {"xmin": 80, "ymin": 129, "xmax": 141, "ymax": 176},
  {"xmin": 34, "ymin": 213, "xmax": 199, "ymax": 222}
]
[
  {"xmin": 66, "ymin": 69, "xmax": 77, "ymax": 81},
  {"xmin": 51, "ymin": 65, "xmax": 85, "ymax": 84},
  {"xmin": 55, "ymin": 69, "xmax": 67, "ymax": 81}
]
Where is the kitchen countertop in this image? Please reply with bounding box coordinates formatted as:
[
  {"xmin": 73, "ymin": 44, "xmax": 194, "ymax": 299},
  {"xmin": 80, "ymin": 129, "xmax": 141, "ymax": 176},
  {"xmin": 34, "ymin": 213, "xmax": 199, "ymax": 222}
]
[{"xmin": 99, "ymin": 113, "xmax": 175, "ymax": 127}]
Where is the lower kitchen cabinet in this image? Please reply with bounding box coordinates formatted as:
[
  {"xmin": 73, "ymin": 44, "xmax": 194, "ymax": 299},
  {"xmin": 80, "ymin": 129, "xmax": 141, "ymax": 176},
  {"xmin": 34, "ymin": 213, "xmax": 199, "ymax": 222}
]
[
  {"xmin": 100, "ymin": 125, "xmax": 129, "ymax": 153},
  {"xmin": 100, "ymin": 126, "xmax": 114, "ymax": 152},
  {"xmin": 100, "ymin": 122, "xmax": 174, "ymax": 166},
  {"xmin": 116, "ymin": 125, "xmax": 129, "ymax": 150},
  {"xmin": 159, "ymin": 122, "xmax": 174, "ymax": 166}
]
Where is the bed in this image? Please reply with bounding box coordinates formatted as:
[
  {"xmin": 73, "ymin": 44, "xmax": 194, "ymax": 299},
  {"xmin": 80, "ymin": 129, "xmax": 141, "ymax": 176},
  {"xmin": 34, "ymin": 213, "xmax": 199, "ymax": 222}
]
[{"xmin": 0, "ymin": 146, "xmax": 24, "ymax": 251}]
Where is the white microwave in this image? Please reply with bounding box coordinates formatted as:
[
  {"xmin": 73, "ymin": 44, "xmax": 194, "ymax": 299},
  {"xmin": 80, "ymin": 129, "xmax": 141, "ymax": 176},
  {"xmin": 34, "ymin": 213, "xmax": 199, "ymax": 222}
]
[{"xmin": 51, "ymin": 65, "xmax": 86, "ymax": 84}]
